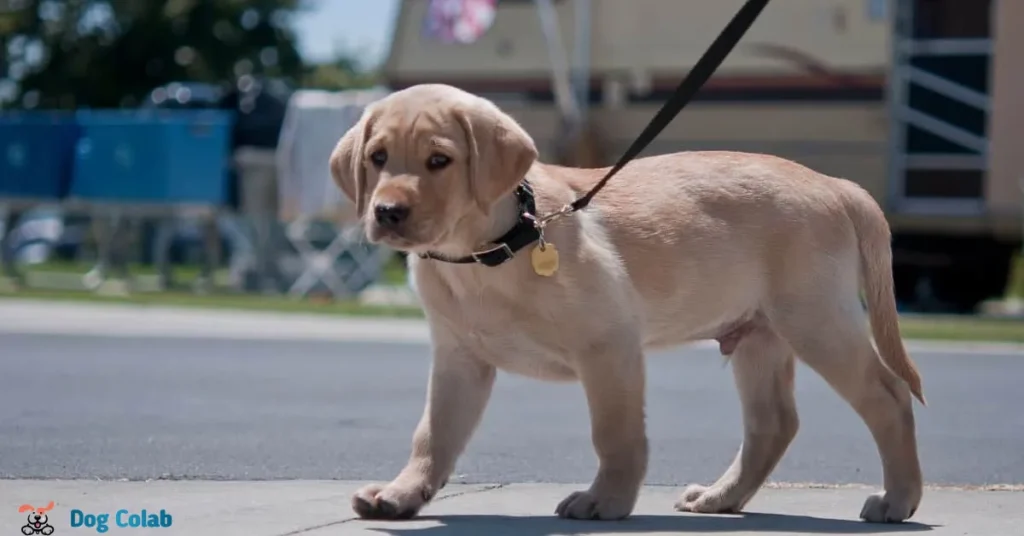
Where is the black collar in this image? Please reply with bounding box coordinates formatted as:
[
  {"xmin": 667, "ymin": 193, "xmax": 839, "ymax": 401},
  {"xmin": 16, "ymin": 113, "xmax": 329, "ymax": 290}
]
[{"xmin": 417, "ymin": 180, "xmax": 541, "ymax": 267}]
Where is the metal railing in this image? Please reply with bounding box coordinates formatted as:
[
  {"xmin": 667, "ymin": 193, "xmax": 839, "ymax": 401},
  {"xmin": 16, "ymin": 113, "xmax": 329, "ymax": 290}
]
[{"xmin": 887, "ymin": 0, "xmax": 991, "ymax": 215}]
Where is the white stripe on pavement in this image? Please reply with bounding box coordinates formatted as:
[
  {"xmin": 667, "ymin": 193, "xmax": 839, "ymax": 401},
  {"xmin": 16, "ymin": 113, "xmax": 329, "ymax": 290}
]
[
  {"xmin": 0, "ymin": 299, "xmax": 1020, "ymax": 355},
  {"xmin": 0, "ymin": 299, "xmax": 429, "ymax": 343}
]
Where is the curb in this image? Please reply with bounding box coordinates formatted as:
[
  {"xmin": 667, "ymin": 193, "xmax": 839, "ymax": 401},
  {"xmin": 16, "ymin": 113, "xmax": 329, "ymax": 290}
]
[{"xmin": 0, "ymin": 298, "xmax": 1021, "ymax": 354}]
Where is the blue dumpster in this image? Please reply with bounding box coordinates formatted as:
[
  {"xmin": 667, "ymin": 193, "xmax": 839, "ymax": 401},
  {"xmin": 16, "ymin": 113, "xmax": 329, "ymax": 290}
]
[
  {"xmin": 70, "ymin": 109, "xmax": 234, "ymax": 205},
  {"xmin": 0, "ymin": 111, "xmax": 80, "ymax": 201}
]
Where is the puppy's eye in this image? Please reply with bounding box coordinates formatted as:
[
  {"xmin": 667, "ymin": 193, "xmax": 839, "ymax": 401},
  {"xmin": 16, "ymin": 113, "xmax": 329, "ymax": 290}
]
[
  {"xmin": 426, "ymin": 153, "xmax": 451, "ymax": 171},
  {"xmin": 369, "ymin": 149, "xmax": 387, "ymax": 168}
]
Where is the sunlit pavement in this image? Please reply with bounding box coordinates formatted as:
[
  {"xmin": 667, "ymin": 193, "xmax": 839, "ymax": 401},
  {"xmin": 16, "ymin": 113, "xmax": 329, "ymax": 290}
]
[
  {"xmin": 3, "ymin": 480, "xmax": 1022, "ymax": 535},
  {"xmin": 1, "ymin": 299, "xmax": 1022, "ymax": 535}
]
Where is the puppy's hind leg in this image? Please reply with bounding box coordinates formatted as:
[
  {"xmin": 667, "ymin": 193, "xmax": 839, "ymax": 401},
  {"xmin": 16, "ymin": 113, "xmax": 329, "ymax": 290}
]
[
  {"xmin": 676, "ymin": 319, "xmax": 799, "ymax": 514},
  {"xmin": 769, "ymin": 294, "xmax": 923, "ymax": 523}
]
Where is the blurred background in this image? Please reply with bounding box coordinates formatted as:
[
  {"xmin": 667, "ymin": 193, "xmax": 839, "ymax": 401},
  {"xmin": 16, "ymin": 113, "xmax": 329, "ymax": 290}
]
[{"xmin": 0, "ymin": 0, "xmax": 1021, "ymax": 321}]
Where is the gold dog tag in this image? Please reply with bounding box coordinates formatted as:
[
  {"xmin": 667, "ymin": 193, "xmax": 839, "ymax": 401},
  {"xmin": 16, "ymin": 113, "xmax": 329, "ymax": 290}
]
[{"xmin": 531, "ymin": 243, "xmax": 559, "ymax": 277}]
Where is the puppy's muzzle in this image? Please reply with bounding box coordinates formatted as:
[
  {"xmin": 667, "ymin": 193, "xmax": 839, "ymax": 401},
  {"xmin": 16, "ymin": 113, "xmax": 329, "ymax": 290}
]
[{"xmin": 374, "ymin": 203, "xmax": 410, "ymax": 230}]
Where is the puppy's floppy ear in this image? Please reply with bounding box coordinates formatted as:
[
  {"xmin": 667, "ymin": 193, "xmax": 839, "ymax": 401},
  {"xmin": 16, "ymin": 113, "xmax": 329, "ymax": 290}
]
[
  {"xmin": 455, "ymin": 101, "xmax": 538, "ymax": 215},
  {"xmin": 329, "ymin": 108, "xmax": 376, "ymax": 219}
]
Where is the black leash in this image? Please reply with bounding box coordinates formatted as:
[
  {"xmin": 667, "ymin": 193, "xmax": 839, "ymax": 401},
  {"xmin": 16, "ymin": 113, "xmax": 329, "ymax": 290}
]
[
  {"xmin": 544, "ymin": 0, "xmax": 772, "ymax": 220},
  {"xmin": 419, "ymin": 0, "xmax": 771, "ymax": 267}
]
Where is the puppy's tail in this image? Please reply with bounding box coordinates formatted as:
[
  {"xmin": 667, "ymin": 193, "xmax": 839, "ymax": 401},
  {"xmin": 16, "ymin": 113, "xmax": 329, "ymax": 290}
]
[{"xmin": 842, "ymin": 182, "xmax": 926, "ymax": 406}]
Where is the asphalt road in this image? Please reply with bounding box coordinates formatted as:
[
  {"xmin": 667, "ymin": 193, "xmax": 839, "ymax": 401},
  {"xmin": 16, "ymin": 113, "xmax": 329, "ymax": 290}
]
[{"xmin": 1, "ymin": 333, "xmax": 1022, "ymax": 487}]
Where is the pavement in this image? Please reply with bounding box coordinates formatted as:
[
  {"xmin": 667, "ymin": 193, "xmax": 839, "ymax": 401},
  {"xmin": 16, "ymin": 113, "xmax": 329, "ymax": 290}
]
[
  {"xmin": 1, "ymin": 298, "xmax": 1023, "ymax": 535},
  {"xmin": 4, "ymin": 480, "xmax": 1024, "ymax": 536}
]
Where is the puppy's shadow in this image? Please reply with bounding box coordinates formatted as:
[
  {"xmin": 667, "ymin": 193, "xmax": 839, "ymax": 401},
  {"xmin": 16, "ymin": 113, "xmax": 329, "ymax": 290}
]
[{"xmin": 366, "ymin": 513, "xmax": 936, "ymax": 536}]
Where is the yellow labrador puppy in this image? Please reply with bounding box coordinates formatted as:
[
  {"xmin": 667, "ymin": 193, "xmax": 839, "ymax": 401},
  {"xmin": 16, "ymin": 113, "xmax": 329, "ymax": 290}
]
[{"xmin": 329, "ymin": 83, "xmax": 925, "ymax": 523}]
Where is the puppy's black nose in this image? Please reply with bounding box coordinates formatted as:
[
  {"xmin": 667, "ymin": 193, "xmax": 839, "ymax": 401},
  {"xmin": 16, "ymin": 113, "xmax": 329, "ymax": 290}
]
[{"xmin": 374, "ymin": 203, "xmax": 410, "ymax": 228}]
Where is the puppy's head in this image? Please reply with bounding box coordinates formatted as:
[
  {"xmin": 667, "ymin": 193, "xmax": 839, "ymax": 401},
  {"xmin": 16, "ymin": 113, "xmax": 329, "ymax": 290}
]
[{"xmin": 329, "ymin": 84, "xmax": 537, "ymax": 252}]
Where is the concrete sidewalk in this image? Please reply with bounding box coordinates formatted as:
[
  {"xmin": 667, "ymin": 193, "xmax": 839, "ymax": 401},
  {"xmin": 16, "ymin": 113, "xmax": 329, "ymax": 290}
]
[{"xmin": 3, "ymin": 480, "xmax": 1021, "ymax": 535}]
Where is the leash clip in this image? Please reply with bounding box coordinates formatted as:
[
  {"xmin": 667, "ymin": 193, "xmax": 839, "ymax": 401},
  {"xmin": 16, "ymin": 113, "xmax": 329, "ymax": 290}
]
[
  {"xmin": 524, "ymin": 204, "xmax": 574, "ymax": 250},
  {"xmin": 533, "ymin": 204, "xmax": 575, "ymax": 228}
]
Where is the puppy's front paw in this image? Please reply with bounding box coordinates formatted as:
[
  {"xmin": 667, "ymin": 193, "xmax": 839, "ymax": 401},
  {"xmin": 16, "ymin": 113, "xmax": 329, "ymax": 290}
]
[
  {"xmin": 351, "ymin": 481, "xmax": 437, "ymax": 520},
  {"xmin": 555, "ymin": 489, "xmax": 636, "ymax": 521},
  {"xmin": 860, "ymin": 491, "xmax": 919, "ymax": 523},
  {"xmin": 673, "ymin": 483, "xmax": 745, "ymax": 514}
]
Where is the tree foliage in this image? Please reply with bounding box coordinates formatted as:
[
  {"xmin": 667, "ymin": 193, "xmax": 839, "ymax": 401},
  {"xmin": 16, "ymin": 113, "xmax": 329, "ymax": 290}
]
[
  {"xmin": 300, "ymin": 54, "xmax": 379, "ymax": 91},
  {"xmin": 0, "ymin": 0, "xmax": 314, "ymax": 109}
]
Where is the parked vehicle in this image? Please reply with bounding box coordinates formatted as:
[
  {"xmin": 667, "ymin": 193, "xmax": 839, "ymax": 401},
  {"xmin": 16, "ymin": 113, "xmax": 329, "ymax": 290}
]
[{"xmin": 382, "ymin": 0, "xmax": 1022, "ymax": 312}]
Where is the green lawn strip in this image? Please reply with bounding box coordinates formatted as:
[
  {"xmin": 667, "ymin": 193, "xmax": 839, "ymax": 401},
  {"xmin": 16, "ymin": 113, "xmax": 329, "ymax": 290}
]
[
  {"xmin": 1006, "ymin": 254, "xmax": 1024, "ymax": 300},
  {"xmin": 898, "ymin": 315, "xmax": 1023, "ymax": 344},
  {"xmin": 6, "ymin": 253, "xmax": 1023, "ymax": 342},
  {"xmin": 381, "ymin": 253, "xmax": 410, "ymax": 285},
  {"xmin": 22, "ymin": 253, "xmax": 410, "ymax": 285}
]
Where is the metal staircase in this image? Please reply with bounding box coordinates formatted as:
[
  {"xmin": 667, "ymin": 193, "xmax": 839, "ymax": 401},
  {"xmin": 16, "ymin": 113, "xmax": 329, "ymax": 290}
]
[{"xmin": 886, "ymin": 0, "xmax": 993, "ymax": 215}]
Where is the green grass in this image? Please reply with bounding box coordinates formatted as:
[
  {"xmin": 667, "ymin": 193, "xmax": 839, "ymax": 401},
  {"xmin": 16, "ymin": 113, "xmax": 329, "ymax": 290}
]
[
  {"xmin": 28, "ymin": 259, "xmax": 164, "ymax": 275},
  {"xmin": 21, "ymin": 254, "xmax": 411, "ymax": 286},
  {"xmin": 2, "ymin": 253, "xmax": 1021, "ymax": 342},
  {"xmin": 1005, "ymin": 254, "xmax": 1024, "ymax": 300},
  {"xmin": 2, "ymin": 254, "xmax": 422, "ymax": 318},
  {"xmin": 4, "ymin": 252, "xmax": 419, "ymax": 317},
  {"xmin": 381, "ymin": 253, "xmax": 410, "ymax": 286},
  {"xmin": 899, "ymin": 315, "xmax": 1023, "ymax": 344}
]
